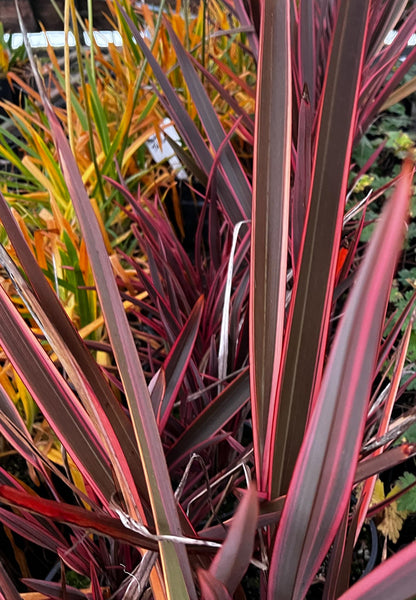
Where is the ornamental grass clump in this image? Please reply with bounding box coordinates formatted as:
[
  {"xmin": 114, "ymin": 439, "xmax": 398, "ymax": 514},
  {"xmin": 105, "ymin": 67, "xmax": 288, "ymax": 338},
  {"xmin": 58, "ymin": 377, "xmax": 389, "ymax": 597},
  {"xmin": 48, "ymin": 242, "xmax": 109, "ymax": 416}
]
[
  {"xmin": 0, "ymin": 1, "xmax": 415, "ymax": 599},
  {"xmin": 0, "ymin": 0, "xmax": 255, "ymax": 442}
]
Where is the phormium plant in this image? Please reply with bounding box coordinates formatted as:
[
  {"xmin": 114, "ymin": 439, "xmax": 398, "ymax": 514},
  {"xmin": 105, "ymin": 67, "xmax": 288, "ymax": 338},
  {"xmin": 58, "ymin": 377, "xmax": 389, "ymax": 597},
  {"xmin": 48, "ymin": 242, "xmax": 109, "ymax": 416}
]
[{"xmin": 0, "ymin": 0, "xmax": 415, "ymax": 599}]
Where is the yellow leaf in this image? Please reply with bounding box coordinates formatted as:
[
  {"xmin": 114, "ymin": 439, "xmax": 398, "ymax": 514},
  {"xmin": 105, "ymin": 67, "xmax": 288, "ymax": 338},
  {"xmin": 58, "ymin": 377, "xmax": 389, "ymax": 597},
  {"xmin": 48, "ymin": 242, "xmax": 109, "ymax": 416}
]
[
  {"xmin": 371, "ymin": 478, "xmax": 385, "ymax": 504},
  {"xmin": 371, "ymin": 479, "xmax": 409, "ymax": 543},
  {"xmin": 377, "ymin": 500, "xmax": 407, "ymax": 544},
  {"xmin": 0, "ymin": 48, "xmax": 9, "ymax": 73},
  {"xmin": 46, "ymin": 446, "xmax": 64, "ymax": 466}
]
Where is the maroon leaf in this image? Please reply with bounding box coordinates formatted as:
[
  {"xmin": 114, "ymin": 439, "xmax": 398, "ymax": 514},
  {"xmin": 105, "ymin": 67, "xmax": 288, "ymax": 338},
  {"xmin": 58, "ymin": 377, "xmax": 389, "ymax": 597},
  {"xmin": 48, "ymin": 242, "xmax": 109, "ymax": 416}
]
[
  {"xmin": 0, "ymin": 506, "xmax": 68, "ymax": 553},
  {"xmin": 337, "ymin": 539, "xmax": 416, "ymax": 600},
  {"xmin": 157, "ymin": 296, "xmax": 204, "ymax": 430},
  {"xmin": 197, "ymin": 568, "xmax": 233, "ymax": 600},
  {"xmin": 209, "ymin": 483, "xmax": 258, "ymax": 596},
  {"xmin": 249, "ymin": 0, "xmax": 291, "ymax": 490},
  {"xmin": 0, "ymin": 485, "xmax": 158, "ymax": 552},
  {"xmin": 268, "ymin": 161, "xmax": 412, "ymax": 598},
  {"xmin": 355, "ymin": 444, "xmax": 416, "ymax": 483},
  {"xmin": 0, "ymin": 485, "xmax": 217, "ymax": 556},
  {"xmin": 90, "ymin": 564, "xmax": 105, "ymax": 600},
  {"xmin": 269, "ymin": 0, "xmax": 372, "ymax": 499},
  {"xmin": 167, "ymin": 368, "xmax": 250, "ymax": 469},
  {"xmin": 0, "ymin": 559, "xmax": 22, "ymax": 600},
  {"xmin": 21, "ymin": 579, "xmax": 88, "ymax": 600},
  {"xmin": 0, "ymin": 284, "xmax": 114, "ymax": 504}
]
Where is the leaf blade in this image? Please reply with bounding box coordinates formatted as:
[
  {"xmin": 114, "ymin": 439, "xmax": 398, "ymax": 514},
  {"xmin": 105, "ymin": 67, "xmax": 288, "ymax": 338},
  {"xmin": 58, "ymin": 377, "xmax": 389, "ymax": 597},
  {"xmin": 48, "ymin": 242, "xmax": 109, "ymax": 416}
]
[
  {"xmin": 249, "ymin": 0, "xmax": 291, "ymax": 489},
  {"xmin": 337, "ymin": 539, "xmax": 416, "ymax": 600},
  {"xmin": 269, "ymin": 0, "xmax": 372, "ymax": 498},
  {"xmin": 209, "ymin": 483, "xmax": 258, "ymax": 596},
  {"xmin": 268, "ymin": 161, "xmax": 412, "ymax": 598}
]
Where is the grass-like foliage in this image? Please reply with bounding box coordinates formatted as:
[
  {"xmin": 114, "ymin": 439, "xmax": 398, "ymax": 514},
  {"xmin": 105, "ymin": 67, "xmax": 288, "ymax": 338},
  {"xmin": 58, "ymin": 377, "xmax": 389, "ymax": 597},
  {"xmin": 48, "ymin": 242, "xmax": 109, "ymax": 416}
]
[{"xmin": 0, "ymin": 0, "xmax": 415, "ymax": 598}]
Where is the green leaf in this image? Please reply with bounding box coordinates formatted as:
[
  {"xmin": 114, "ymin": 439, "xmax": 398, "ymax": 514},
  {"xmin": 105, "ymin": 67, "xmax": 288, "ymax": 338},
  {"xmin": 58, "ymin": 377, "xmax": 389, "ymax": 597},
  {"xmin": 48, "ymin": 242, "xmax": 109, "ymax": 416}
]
[{"xmin": 397, "ymin": 472, "xmax": 416, "ymax": 512}]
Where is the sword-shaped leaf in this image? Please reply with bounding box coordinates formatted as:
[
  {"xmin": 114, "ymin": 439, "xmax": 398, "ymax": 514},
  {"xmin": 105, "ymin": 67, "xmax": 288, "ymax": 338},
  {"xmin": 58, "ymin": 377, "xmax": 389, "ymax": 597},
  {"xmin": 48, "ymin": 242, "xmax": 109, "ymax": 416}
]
[
  {"xmin": 157, "ymin": 296, "xmax": 204, "ymax": 430},
  {"xmin": 268, "ymin": 160, "xmax": 412, "ymax": 598},
  {"xmin": 249, "ymin": 0, "xmax": 291, "ymax": 489},
  {"xmin": 209, "ymin": 483, "xmax": 258, "ymax": 596},
  {"xmin": 269, "ymin": 0, "xmax": 371, "ymax": 498},
  {"xmin": 338, "ymin": 539, "xmax": 416, "ymax": 600},
  {"xmin": 14, "ymin": 2, "xmax": 197, "ymax": 594},
  {"xmin": 120, "ymin": 8, "xmax": 250, "ymax": 226},
  {"xmin": 0, "ymin": 284, "xmax": 114, "ymax": 503}
]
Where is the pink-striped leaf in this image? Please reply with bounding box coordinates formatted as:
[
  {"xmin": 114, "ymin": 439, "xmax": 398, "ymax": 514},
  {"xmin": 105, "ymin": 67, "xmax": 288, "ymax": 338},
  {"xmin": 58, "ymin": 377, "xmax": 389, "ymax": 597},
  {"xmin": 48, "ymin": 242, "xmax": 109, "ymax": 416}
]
[
  {"xmin": 163, "ymin": 20, "xmax": 252, "ymax": 221},
  {"xmin": 119, "ymin": 8, "xmax": 249, "ymax": 226},
  {"xmin": 249, "ymin": 0, "xmax": 291, "ymax": 490},
  {"xmin": 337, "ymin": 539, "xmax": 416, "ymax": 600},
  {"xmin": 0, "ymin": 384, "xmax": 43, "ymax": 471},
  {"xmin": 21, "ymin": 580, "xmax": 88, "ymax": 600},
  {"xmin": 0, "ymin": 506, "xmax": 68, "ymax": 553},
  {"xmin": 354, "ymin": 314, "xmax": 415, "ymax": 542},
  {"xmin": 190, "ymin": 55, "xmax": 255, "ymax": 135},
  {"xmin": 269, "ymin": 0, "xmax": 371, "ymax": 499},
  {"xmin": 17, "ymin": 6, "xmax": 197, "ymax": 594},
  {"xmin": 268, "ymin": 161, "xmax": 412, "ymax": 599},
  {"xmin": 0, "ymin": 192, "xmax": 148, "ymax": 508},
  {"xmin": 229, "ymin": 0, "xmax": 258, "ymax": 60},
  {"xmin": 366, "ymin": 0, "xmax": 408, "ymax": 57},
  {"xmin": 157, "ymin": 296, "xmax": 204, "ymax": 430},
  {"xmin": 209, "ymin": 483, "xmax": 258, "ymax": 596},
  {"xmin": 0, "ymin": 284, "xmax": 113, "ymax": 504},
  {"xmin": 90, "ymin": 564, "xmax": 105, "ymax": 600},
  {"xmin": 201, "ymin": 493, "xmax": 284, "ymax": 541},
  {"xmin": 197, "ymin": 569, "xmax": 233, "ymax": 600},
  {"xmin": 0, "ymin": 560, "xmax": 22, "ymax": 600},
  {"xmin": 167, "ymin": 368, "xmax": 250, "ymax": 469}
]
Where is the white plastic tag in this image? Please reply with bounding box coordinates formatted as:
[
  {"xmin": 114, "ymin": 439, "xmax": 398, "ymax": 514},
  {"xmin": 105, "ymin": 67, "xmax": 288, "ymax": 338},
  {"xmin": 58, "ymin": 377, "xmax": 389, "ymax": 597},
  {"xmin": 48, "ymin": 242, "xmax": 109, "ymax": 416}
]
[{"xmin": 146, "ymin": 118, "xmax": 188, "ymax": 180}]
